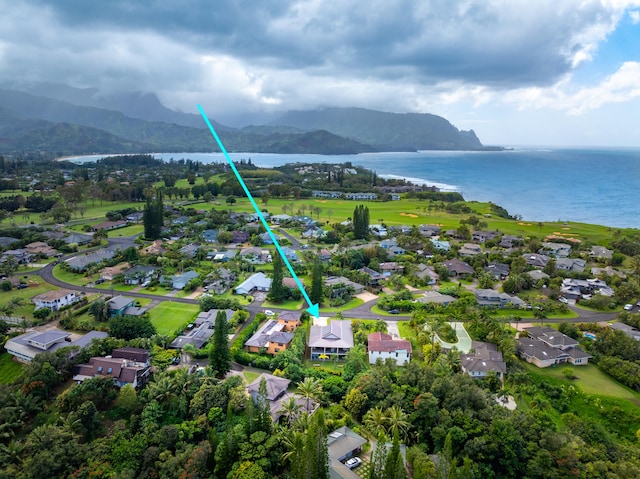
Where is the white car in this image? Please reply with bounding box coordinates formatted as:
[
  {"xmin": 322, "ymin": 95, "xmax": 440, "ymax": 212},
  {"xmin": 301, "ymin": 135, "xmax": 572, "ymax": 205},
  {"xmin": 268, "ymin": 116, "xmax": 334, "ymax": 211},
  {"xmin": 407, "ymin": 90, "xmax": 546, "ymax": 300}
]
[
  {"xmin": 624, "ymin": 304, "xmax": 633, "ymax": 311},
  {"xmin": 345, "ymin": 457, "xmax": 362, "ymax": 469},
  {"xmin": 264, "ymin": 310, "xmax": 275, "ymax": 316},
  {"xmin": 559, "ymin": 296, "xmax": 569, "ymax": 304}
]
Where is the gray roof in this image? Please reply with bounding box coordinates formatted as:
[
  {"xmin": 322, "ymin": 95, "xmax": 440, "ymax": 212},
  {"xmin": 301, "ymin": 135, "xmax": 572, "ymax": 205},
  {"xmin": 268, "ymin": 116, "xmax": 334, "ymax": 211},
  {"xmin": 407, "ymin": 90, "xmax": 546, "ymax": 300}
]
[
  {"xmin": 461, "ymin": 345, "xmax": 506, "ymax": 375},
  {"xmin": 247, "ymin": 373, "xmax": 291, "ymax": 401},
  {"xmin": 526, "ymin": 326, "xmax": 578, "ymax": 348},
  {"xmin": 327, "ymin": 426, "xmax": 367, "ymax": 461},
  {"xmin": 235, "ymin": 272, "xmax": 272, "ymax": 293},
  {"xmin": 0, "ymin": 236, "xmax": 19, "ymax": 247},
  {"xmin": 108, "ymin": 295, "xmax": 135, "ymax": 311},
  {"xmin": 309, "ymin": 320, "xmax": 354, "ymax": 349},
  {"xmin": 66, "ymin": 249, "xmax": 116, "ymax": 270},
  {"xmin": 244, "ymin": 320, "xmax": 293, "ymax": 348}
]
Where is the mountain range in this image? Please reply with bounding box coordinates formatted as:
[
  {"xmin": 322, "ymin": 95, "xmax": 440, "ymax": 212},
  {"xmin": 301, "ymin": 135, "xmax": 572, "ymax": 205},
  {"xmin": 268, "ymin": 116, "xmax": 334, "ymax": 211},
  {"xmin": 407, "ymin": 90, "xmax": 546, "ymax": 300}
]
[{"xmin": 0, "ymin": 84, "xmax": 495, "ymax": 156}]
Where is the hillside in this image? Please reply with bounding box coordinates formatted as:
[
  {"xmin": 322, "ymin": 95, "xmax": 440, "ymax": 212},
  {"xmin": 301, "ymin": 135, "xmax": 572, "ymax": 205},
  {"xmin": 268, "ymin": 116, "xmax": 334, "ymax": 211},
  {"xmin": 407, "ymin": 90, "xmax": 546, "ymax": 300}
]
[{"xmin": 271, "ymin": 107, "xmax": 486, "ymax": 150}]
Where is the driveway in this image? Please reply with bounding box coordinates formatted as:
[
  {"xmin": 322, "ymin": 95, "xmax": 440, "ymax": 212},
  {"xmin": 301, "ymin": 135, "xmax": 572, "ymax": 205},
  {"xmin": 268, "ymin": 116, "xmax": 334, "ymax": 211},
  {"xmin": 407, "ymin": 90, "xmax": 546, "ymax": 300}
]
[{"xmin": 435, "ymin": 321, "xmax": 472, "ymax": 353}]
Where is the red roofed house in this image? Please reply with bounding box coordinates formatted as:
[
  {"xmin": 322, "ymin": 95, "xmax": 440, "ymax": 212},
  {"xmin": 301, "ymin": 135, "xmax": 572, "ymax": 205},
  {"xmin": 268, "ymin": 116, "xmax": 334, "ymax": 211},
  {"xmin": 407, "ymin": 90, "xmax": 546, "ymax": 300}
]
[{"xmin": 367, "ymin": 332, "xmax": 412, "ymax": 366}]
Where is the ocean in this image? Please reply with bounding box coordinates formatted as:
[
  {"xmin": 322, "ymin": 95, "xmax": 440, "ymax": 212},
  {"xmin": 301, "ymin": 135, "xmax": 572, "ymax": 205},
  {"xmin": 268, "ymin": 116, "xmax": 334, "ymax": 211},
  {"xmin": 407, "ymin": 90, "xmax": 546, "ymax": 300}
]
[{"xmin": 65, "ymin": 147, "xmax": 640, "ymax": 229}]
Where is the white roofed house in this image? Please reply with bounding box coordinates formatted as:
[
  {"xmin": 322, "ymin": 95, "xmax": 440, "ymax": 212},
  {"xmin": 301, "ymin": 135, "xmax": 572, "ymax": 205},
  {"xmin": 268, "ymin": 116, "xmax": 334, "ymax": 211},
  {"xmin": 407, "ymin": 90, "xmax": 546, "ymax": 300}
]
[
  {"xmin": 5, "ymin": 330, "xmax": 107, "ymax": 363},
  {"xmin": 309, "ymin": 320, "xmax": 354, "ymax": 361},
  {"xmin": 540, "ymin": 242, "xmax": 571, "ymax": 258},
  {"xmin": 32, "ymin": 289, "xmax": 82, "ymax": 311}
]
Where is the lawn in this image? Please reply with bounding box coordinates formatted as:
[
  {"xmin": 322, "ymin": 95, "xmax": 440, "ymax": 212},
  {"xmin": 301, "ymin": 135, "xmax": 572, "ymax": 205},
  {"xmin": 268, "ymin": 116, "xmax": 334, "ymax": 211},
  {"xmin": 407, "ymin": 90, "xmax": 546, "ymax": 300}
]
[
  {"xmin": 53, "ymin": 264, "xmax": 98, "ymax": 286},
  {"xmin": 108, "ymin": 224, "xmax": 144, "ymax": 237},
  {"xmin": 262, "ymin": 298, "xmax": 305, "ymax": 310},
  {"xmin": 149, "ymin": 302, "xmax": 200, "ymax": 336},
  {"xmin": 524, "ymin": 362, "xmax": 640, "ymax": 400},
  {"xmin": 243, "ymin": 371, "xmax": 260, "ymax": 383},
  {"xmin": 0, "ymin": 281, "xmax": 57, "ymax": 320},
  {"xmin": 0, "ymin": 353, "xmax": 23, "ymax": 384},
  {"xmin": 319, "ymin": 297, "xmax": 364, "ymax": 313}
]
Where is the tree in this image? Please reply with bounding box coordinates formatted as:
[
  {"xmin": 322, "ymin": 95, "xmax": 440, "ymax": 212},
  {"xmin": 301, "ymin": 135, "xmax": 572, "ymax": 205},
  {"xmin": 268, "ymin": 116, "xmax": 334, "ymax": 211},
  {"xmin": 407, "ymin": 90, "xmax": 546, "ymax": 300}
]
[
  {"xmin": 89, "ymin": 300, "xmax": 110, "ymax": 322},
  {"xmin": 383, "ymin": 431, "xmax": 407, "ymax": 479},
  {"xmin": 353, "ymin": 204, "xmax": 370, "ymax": 239},
  {"xmin": 209, "ymin": 310, "xmax": 231, "ymax": 378},
  {"xmin": 296, "ymin": 377, "xmax": 323, "ymax": 413},
  {"xmin": 310, "ymin": 256, "xmax": 324, "ymax": 306},
  {"xmin": 226, "ymin": 195, "xmax": 237, "ymax": 205},
  {"xmin": 370, "ymin": 431, "xmax": 388, "ymax": 479},
  {"xmin": 143, "ymin": 189, "xmax": 163, "ymax": 240},
  {"xmin": 267, "ymin": 253, "xmax": 287, "ymax": 302},
  {"xmin": 109, "ymin": 315, "xmax": 156, "ymax": 340}
]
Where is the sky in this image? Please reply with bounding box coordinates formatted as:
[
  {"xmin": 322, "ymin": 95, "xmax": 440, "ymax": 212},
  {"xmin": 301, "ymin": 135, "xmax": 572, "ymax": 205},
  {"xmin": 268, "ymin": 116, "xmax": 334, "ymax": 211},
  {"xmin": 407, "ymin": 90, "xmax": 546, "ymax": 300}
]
[{"xmin": 1, "ymin": 0, "xmax": 640, "ymax": 146}]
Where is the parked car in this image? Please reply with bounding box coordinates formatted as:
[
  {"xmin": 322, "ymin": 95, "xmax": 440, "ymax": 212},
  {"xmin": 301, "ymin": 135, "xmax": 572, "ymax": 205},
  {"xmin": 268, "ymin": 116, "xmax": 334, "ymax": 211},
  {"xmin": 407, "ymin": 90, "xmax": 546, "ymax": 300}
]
[
  {"xmin": 624, "ymin": 304, "xmax": 633, "ymax": 311},
  {"xmin": 95, "ymin": 278, "xmax": 105, "ymax": 284},
  {"xmin": 558, "ymin": 296, "xmax": 568, "ymax": 304},
  {"xmin": 388, "ymin": 309, "xmax": 400, "ymax": 314},
  {"xmin": 345, "ymin": 457, "xmax": 362, "ymax": 469},
  {"xmin": 265, "ymin": 310, "xmax": 275, "ymax": 316}
]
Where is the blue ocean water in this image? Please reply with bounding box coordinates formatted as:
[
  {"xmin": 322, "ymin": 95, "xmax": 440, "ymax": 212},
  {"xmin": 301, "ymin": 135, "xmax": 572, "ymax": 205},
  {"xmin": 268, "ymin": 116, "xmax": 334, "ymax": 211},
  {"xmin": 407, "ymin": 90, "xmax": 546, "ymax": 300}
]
[{"xmin": 65, "ymin": 147, "xmax": 640, "ymax": 228}]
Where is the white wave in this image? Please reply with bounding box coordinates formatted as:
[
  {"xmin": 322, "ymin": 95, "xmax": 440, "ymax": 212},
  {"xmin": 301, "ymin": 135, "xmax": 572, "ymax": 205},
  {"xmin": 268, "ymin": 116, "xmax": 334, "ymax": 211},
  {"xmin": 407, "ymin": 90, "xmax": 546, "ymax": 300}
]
[{"xmin": 379, "ymin": 174, "xmax": 458, "ymax": 191}]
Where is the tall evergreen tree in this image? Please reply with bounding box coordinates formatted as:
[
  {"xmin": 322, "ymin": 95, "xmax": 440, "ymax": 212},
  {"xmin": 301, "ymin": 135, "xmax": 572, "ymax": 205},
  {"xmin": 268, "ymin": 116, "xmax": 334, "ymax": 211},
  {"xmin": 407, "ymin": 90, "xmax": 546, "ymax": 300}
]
[
  {"xmin": 143, "ymin": 189, "xmax": 163, "ymax": 240},
  {"xmin": 370, "ymin": 432, "xmax": 388, "ymax": 479},
  {"xmin": 353, "ymin": 204, "xmax": 370, "ymax": 240},
  {"xmin": 383, "ymin": 431, "xmax": 406, "ymax": 479},
  {"xmin": 310, "ymin": 256, "xmax": 324, "ymax": 306},
  {"xmin": 304, "ymin": 408, "xmax": 329, "ymax": 479},
  {"xmin": 209, "ymin": 311, "xmax": 230, "ymax": 379},
  {"xmin": 267, "ymin": 253, "xmax": 287, "ymax": 302}
]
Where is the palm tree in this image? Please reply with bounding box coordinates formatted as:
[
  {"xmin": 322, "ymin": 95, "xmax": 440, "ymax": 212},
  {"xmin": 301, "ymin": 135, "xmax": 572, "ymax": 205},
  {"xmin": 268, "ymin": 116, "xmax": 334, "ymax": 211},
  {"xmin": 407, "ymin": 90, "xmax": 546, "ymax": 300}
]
[
  {"xmin": 385, "ymin": 405, "xmax": 410, "ymax": 441},
  {"xmin": 363, "ymin": 406, "xmax": 387, "ymax": 438},
  {"xmin": 296, "ymin": 377, "xmax": 323, "ymax": 413},
  {"xmin": 277, "ymin": 396, "xmax": 302, "ymax": 426}
]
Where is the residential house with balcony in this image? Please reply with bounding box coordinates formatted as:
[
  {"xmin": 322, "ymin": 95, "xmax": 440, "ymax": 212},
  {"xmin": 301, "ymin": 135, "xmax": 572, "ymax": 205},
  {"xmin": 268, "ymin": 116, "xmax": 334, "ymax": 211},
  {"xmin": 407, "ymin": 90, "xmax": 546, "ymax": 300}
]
[
  {"xmin": 32, "ymin": 289, "xmax": 82, "ymax": 311},
  {"xmin": 309, "ymin": 320, "xmax": 354, "ymax": 360},
  {"xmin": 461, "ymin": 341, "xmax": 507, "ymax": 380},
  {"xmin": 367, "ymin": 332, "xmax": 412, "ymax": 365},
  {"xmin": 517, "ymin": 326, "xmax": 591, "ymax": 368}
]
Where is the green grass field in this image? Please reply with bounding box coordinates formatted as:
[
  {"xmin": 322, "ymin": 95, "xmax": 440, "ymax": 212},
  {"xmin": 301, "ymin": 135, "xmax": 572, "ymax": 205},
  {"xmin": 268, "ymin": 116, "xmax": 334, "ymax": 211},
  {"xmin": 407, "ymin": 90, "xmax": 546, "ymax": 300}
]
[
  {"xmin": 262, "ymin": 298, "xmax": 305, "ymax": 310},
  {"xmin": 0, "ymin": 353, "xmax": 23, "ymax": 384},
  {"xmin": 0, "ymin": 281, "xmax": 57, "ymax": 319},
  {"xmin": 52, "ymin": 264, "xmax": 98, "ymax": 286},
  {"xmin": 149, "ymin": 302, "xmax": 200, "ymax": 336},
  {"xmin": 524, "ymin": 362, "xmax": 639, "ymax": 400},
  {"xmin": 319, "ymin": 297, "xmax": 364, "ymax": 313}
]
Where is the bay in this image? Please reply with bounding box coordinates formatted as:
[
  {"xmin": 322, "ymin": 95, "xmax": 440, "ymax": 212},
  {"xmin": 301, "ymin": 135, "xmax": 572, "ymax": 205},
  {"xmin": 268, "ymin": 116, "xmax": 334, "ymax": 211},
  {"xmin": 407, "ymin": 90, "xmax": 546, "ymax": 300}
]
[{"xmin": 64, "ymin": 147, "xmax": 640, "ymax": 229}]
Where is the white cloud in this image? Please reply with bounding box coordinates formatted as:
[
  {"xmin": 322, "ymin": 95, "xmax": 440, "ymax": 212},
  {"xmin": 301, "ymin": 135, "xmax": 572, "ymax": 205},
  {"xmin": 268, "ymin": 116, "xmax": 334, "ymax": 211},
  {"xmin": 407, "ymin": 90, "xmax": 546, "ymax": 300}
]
[{"xmin": 630, "ymin": 10, "xmax": 640, "ymax": 23}]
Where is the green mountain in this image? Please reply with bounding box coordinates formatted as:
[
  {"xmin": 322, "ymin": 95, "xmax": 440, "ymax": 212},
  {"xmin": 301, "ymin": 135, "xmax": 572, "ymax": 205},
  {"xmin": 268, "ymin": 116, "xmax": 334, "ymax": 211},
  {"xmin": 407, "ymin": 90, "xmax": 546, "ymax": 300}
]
[{"xmin": 271, "ymin": 107, "xmax": 486, "ymax": 150}]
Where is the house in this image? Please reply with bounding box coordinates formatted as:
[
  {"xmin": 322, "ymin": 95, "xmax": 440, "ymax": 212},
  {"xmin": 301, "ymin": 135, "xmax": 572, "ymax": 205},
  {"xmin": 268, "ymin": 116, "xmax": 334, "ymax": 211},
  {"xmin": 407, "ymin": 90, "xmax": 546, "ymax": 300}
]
[
  {"xmin": 73, "ymin": 347, "xmax": 151, "ymax": 388},
  {"xmin": 25, "ymin": 241, "xmax": 57, "ymax": 257},
  {"xmin": 179, "ymin": 243, "xmax": 200, "ymax": 258},
  {"xmin": 324, "ymin": 276, "xmax": 365, "ymax": 296},
  {"xmin": 312, "ymin": 190, "xmax": 342, "ymax": 199},
  {"xmin": 63, "ymin": 233, "xmax": 93, "ymax": 245},
  {"xmin": 202, "ymin": 229, "xmax": 219, "ymax": 243},
  {"xmin": 259, "ymin": 232, "xmax": 280, "ymax": 244},
  {"xmin": 172, "ymin": 216, "xmax": 190, "ymax": 225},
  {"xmin": 123, "ymin": 265, "xmax": 157, "ymax": 285},
  {"xmin": 66, "ymin": 249, "xmax": 117, "ymax": 272},
  {"xmin": 143, "ymin": 239, "xmax": 166, "ymax": 255},
  {"xmin": 379, "ymin": 238, "xmax": 399, "ymax": 250},
  {"xmin": 484, "ymin": 262, "xmax": 510, "ymax": 280},
  {"xmin": 379, "ymin": 262, "xmax": 404, "ymax": 276},
  {"xmin": 523, "ymin": 253, "xmax": 550, "ymax": 268},
  {"xmin": 1, "ymin": 249, "xmax": 32, "ymax": 264},
  {"xmin": 555, "ymin": 258, "xmax": 587, "ymax": 273},
  {"xmin": 590, "ymin": 246, "xmax": 613, "ymax": 261},
  {"xmin": 414, "ymin": 264, "xmax": 439, "ymax": 285},
  {"xmin": 0, "ymin": 236, "xmax": 19, "ymax": 248},
  {"xmin": 100, "ymin": 262, "xmax": 130, "ymax": 281},
  {"xmin": 231, "ymin": 230, "xmax": 250, "ymax": 244},
  {"xmin": 459, "ymin": 243, "xmax": 482, "ymax": 257},
  {"xmin": 245, "ymin": 373, "xmax": 315, "ymax": 421},
  {"xmin": 345, "ymin": 192, "xmax": 378, "ymax": 200},
  {"xmin": 328, "ymin": 426, "xmax": 368, "ymax": 464},
  {"xmin": 461, "ymin": 342, "xmax": 507, "ymax": 380},
  {"xmin": 107, "ymin": 296, "xmax": 135, "ymax": 317},
  {"xmin": 169, "ymin": 270, "xmax": 199, "ymax": 290},
  {"xmin": 540, "ymin": 242, "xmax": 571, "ymax": 258},
  {"xmin": 472, "ymin": 231, "xmax": 500, "ymax": 243},
  {"xmin": 517, "ymin": 326, "xmax": 591, "ymax": 367},
  {"xmin": 359, "ymin": 266, "xmax": 384, "ymax": 287},
  {"xmin": 277, "ymin": 311, "xmax": 302, "ymax": 331},
  {"xmin": 474, "ymin": 289, "xmax": 525, "ymax": 308},
  {"xmin": 211, "ymin": 250, "xmax": 238, "ymax": 262},
  {"xmin": 32, "ymin": 289, "xmax": 82, "ymax": 311},
  {"xmin": 244, "ymin": 319, "xmax": 295, "ymax": 355},
  {"xmin": 5, "ymin": 330, "xmax": 107, "ymax": 363},
  {"xmin": 309, "ymin": 320, "xmax": 354, "ymax": 360},
  {"xmin": 442, "ymin": 259, "xmax": 474, "ymax": 278},
  {"xmin": 609, "ymin": 322, "xmax": 640, "ymax": 341},
  {"xmin": 94, "ymin": 220, "xmax": 127, "ymax": 231},
  {"xmin": 319, "ymin": 249, "xmax": 332, "ymax": 262},
  {"xmin": 592, "ymin": 266, "xmax": 625, "ymax": 279},
  {"xmin": 283, "ymin": 277, "xmax": 305, "ymax": 290},
  {"xmin": 235, "ymin": 272, "xmax": 272, "ymax": 295},
  {"xmin": 419, "ymin": 224, "xmax": 442, "ymax": 237},
  {"xmin": 367, "ymin": 332, "xmax": 412, "ymax": 365},
  {"xmin": 526, "ymin": 270, "xmax": 550, "ymax": 283},
  {"xmin": 417, "ymin": 290, "xmax": 456, "ymax": 306},
  {"xmin": 430, "ymin": 238, "xmax": 451, "ymax": 252},
  {"xmin": 281, "ymin": 246, "xmax": 299, "ymax": 262},
  {"xmin": 369, "ymin": 224, "xmax": 387, "ymax": 237},
  {"xmin": 169, "ymin": 309, "xmax": 234, "ymax": 349},
  {"xmin": 204, "ymin": 268, "xmax": 237, "ymax": 295},
  {"xmin": 240, "ymin": 247, "xmax": 271, "ymax": 264},
  {"xmin": 126, "ymin": 212, "xmax": 144, "ymax": 223},
  {"xmin": 499, "ymin": 235, "xmax": 523, "ymax": 248},
  {"xmin": 271, "ymin": 214, "xmax": 292, "ymax": 224}
]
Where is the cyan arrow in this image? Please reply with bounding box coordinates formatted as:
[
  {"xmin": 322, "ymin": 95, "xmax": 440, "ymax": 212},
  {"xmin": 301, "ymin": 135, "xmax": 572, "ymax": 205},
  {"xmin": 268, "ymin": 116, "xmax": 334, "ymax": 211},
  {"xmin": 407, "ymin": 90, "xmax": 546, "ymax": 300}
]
[{"xmin": 198, "ymin": 104, "xmax": 319, "ymax": 317}]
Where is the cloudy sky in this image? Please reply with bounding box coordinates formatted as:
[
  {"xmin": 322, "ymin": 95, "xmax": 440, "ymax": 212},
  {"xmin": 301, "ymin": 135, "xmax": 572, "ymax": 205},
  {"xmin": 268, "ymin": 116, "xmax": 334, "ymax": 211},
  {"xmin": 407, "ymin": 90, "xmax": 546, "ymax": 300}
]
[{"xmin": 1, "ymin": 0, "xmax": 640, "ymax": 146}]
